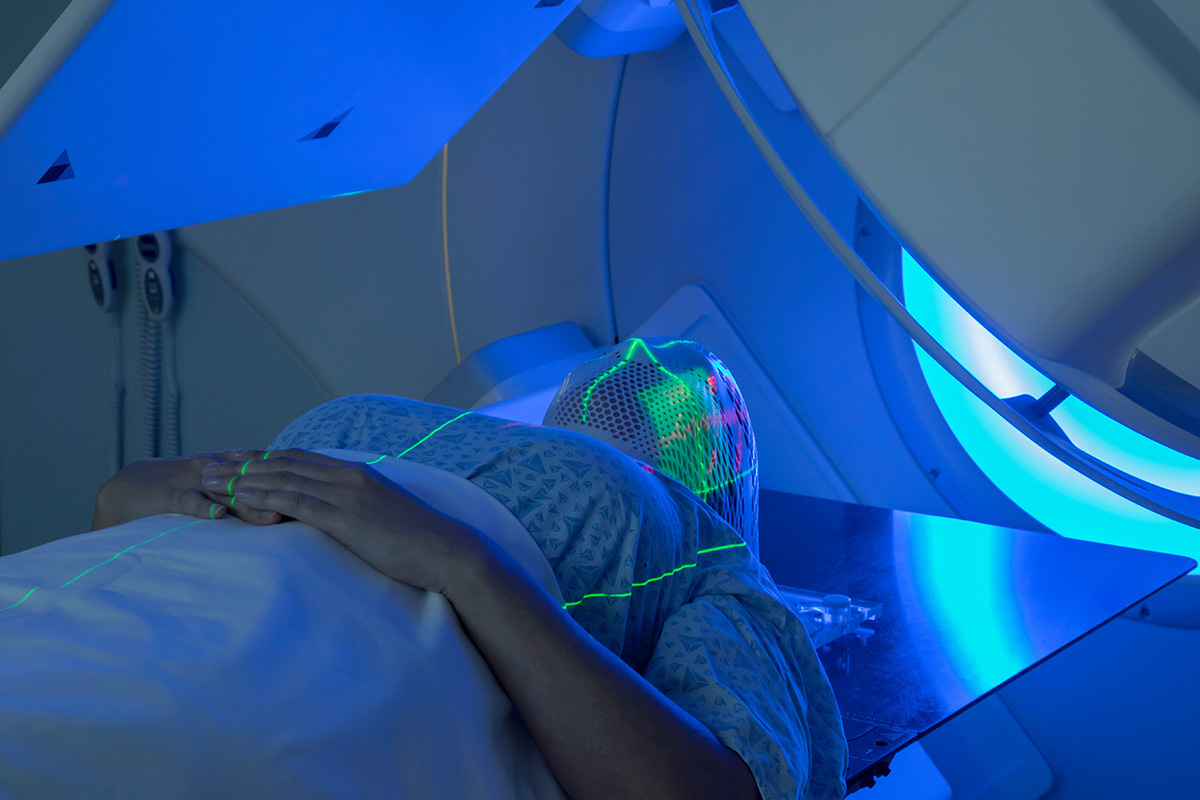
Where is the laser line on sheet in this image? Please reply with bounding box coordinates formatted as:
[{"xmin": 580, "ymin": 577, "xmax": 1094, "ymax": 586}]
[{"xmin": 0, "ymin": 519, "xmax": 204, "ymax": 612}]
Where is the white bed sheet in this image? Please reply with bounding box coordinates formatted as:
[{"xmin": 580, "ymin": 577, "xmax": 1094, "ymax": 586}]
[{"xmin": 0, "ymin": 450, "xmax": 567, "ymax": 800}]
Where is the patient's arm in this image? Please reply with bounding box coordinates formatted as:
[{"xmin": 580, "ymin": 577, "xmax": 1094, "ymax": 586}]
[
  {"xmin": 448, "ymin": 528, "xmax": 762, "ymax": 800},
  {"xmin": 201, "ymin": 450, "xmax": 761, "ymax": 800}
]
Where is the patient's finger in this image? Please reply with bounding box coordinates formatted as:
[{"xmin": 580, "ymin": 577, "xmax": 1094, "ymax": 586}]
[
  {"xmin": 202, "ymin": 451, "xmax": 354, "ymax": 487},
  {"xmin": 212, "ymin": 468, "xmax": 337, "ymax": 506},
  {"xmin": 211, "ymin": 448, "xmax": 348, "ymax": 468},
  {"xmin": 170, "ymin": 487, "xmax": 228, "ymax": 521},
  {"xmin": 233, "ymin": 486, "xmax": 338, "ymax": 531},
  {"xmin": 201, "ymin": 488, "xmax": 283, "ymax": 525}
]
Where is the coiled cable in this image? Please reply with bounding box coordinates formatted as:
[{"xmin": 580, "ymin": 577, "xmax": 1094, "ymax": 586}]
[
  {"xmin": 163, "ymin": 323, "xmax": 180, "ymax": 457},
  {"xmin": 111, "ymin": 314, "xmax": 125, "ymax": 473},
  {"xmin": 138, "ymin": 289, "xmax": 161, "ymax": 459}
]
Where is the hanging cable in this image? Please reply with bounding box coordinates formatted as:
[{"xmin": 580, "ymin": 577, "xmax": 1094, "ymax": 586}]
[
  {"xmin": 163, "ymin": 319, "xmax": 181, "ymax": 457},
  {"xmin": 111, "ymin": 315, "xmax": 124, "ymax": 472},
  {"xmin": 137, "ymin": 289, "xmax": 161, "ymax": 459},
  {"xmin": 136, "ymin": 232, "xmax": 177, "ymax": 458},
  {"xmin": 86, "ymin": 243, "xmax": 125, "ymax": 474},
  {"xmin": 442, "ymin": 143, "xmax": 462, "ymax": 364}
]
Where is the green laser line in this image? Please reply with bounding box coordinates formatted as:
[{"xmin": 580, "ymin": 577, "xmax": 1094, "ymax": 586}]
[
  {"xmin": 1, "ymin": 587, "xmax": 37, "ymax": 611},
  {"xmin": 637, "ymin": 364, "xmax": 724, "ymax": 496},
  {"xmin": 394, "ymin": 411, "xmax": 472, "ymax": 458},
  {"xmin": 59, "ymin": 520, "xmax": 204, "ymax": 589},
  {"xmin": 4, "ymin": 519, "xmax": 206, "ymax": 612},
  {"xmin": 695, "ymin": 467, "xmax": 755, "ymax": 498},
  {"xmin": 697, "ymin": 542, "xmax": 747, "ymax": 555},
  {"xmin": 3, "ymin": 412, "xmax": 746, "ymax": 612},
  {"xmin": 580, "ymin": 340, "xmax": 640, "ymax": 424},
  {"xmin": 3, "ymin": 412, "xmax": 473, "ymax": 614},
  {"xmin": 581, "ymin": 338, "xmax": 695, "ymax": 424},
  {"xmin": 561, "ymin": 541, "xmax": 746, "ymax": 608},
  {"xmin": 579, "ymin": 338, "xmax": 745, "ymax": 502}
]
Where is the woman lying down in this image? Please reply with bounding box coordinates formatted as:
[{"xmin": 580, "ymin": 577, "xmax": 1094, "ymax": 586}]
[{"xmin": 9, "ymin": 338, "xmax": 846, "ymax": 800}]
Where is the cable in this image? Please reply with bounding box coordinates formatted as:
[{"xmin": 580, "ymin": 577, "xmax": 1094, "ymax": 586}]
[
  {"xmin": 111, "ymin": 315, "xmax": 124, "ymax": 474},
  {"xmin": 88, "ymin": 243, "xmax": 125, "ymax": 475},
  {"xmin": 137, "ymin": 292, "xmax": 161, "ymax": 459},
  {"xmin": 136, "ymin": 232, "xmax": 176, "ymax": 459},
  {"xmin": 163, "ymin": 322, "xmax": 181, "ymax": 457},
  {"xmin": 442, "ymin": 143, "xmax": 462, "ymax": 364}
]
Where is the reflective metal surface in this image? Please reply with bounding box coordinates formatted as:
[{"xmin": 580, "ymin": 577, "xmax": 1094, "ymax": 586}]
[{"xmin": 758, "ymin": 489, "xmax": 1195, "ymax": 788}]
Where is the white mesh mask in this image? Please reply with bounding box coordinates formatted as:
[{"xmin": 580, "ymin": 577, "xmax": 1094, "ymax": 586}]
[{"xmin": 544, "ymin": 338, "xmax": 759, "ymax": 554}]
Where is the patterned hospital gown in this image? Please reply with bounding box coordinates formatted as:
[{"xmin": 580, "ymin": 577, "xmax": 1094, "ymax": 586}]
[{"xmin": 270, "ymin": 395, "xmax": 847, "ymax": 800}]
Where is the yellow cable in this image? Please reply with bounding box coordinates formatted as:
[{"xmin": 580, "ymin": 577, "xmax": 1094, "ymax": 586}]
[{"xmin": 441, "ymin": 144, "xmax": 462, "ymax": 364}]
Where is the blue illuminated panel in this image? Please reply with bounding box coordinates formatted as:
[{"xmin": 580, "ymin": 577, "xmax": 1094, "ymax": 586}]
[
  {"xmin": 902, "ymin": 251, "xmax": 1200, "ymax": 568},
  {"xmin": 0, "ymin": 0, "xmax": 581, "ymax": 261}
]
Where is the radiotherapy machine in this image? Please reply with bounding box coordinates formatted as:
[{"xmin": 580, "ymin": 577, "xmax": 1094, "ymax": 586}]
[{"xmin": 3, "ymin": 0, "xmax": 1200, "ymax": 797}]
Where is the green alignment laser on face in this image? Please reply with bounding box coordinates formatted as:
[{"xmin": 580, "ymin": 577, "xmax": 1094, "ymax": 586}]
[
  {"xmin": 694, "ymin": 467, "xmax": 755, "ymax": 499},
  {"xmin": 580, "ymin": 338, "xmax": 690, "ymax": 424}
]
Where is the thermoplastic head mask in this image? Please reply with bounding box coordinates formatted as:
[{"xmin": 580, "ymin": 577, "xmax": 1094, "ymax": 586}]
[{"xmin": 544, "ymin": 338, "xmax": 759, "ymax": 554}]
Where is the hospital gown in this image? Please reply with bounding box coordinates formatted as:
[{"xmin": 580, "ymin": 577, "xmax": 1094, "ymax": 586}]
[{"xmin": 270, "ymin": 395, "xmax": 848, "ymax": 800}]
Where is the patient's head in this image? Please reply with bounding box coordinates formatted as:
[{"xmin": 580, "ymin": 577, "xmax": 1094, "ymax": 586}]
[{"xmin": 544, "ymin": 338, "xmax": 759, "ymax": 553}]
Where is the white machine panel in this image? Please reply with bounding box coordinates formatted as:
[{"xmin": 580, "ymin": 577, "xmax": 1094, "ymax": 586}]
[
  {"xmin": 741, "ymin": 0, "xmax": 1200, "ymax": 391},
  {"xmin": 738, "ymin": 0, "xmax": 964, "ymax": 134}
]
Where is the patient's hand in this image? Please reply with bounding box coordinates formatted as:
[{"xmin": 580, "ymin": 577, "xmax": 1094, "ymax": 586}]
[
  {"xmin": 199, "ymin": 450, "xmax": 481, "ymax": 595},
  {"xmin": 91, "ymin": 453, "xmax": 282, "ymax": 530}
]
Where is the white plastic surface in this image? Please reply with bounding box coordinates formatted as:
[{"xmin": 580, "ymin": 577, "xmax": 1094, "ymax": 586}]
[
  {"xmin": 630, "ymin": 284, "xmax": 857, "ymax": 501},
  {"xmin": 477, "ymin": 385, "xmax": 569, "ymax": 425},
  {"xmin": 734, "ymin": 0, "xmax": 963, "ymax": 133},
  {"xmin": 741, "ymin": 0, "xmax": 1200, "ymax": 389},
  {"xmin": 0, "ymin": 451, "xmax": 565, "ymax": 800}
]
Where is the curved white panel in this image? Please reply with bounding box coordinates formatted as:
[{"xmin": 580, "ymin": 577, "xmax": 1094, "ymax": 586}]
[
  {"xmin": 676, "ymin": 0, "xmax": 1200, "ymax": 525},
  {"xmin": 738, "ymin": 0, "xmax": 1200, "ymax": 444}
]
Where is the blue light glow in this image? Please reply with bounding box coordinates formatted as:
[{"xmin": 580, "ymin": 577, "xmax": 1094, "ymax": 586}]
[
  {"xmin": 901, "ymin": 251, "xmax": 1200, "ymax": 567},
  {"xmin": 897, "ymin": 512, "xmax": 1035, "ymax": 695}
]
